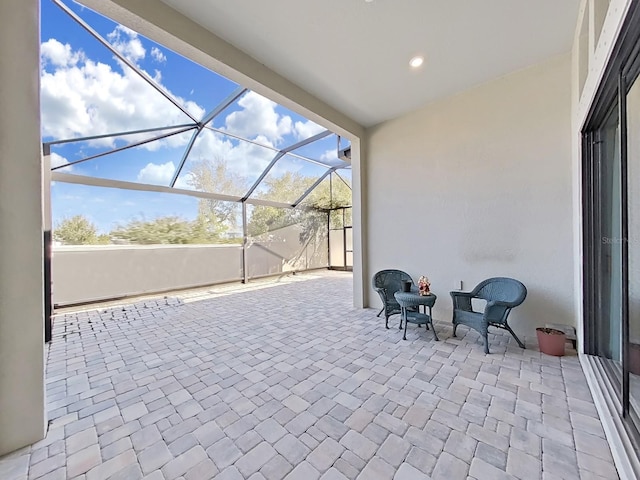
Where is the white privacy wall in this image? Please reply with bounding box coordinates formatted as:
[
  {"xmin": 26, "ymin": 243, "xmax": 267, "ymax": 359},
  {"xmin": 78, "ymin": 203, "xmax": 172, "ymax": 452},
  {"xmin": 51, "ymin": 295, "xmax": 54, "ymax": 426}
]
[
  {"xmin": 52, "ymin": 234, "xmax": 329, "ymax": 306},
  {"xmin": 52, "ymin": 245, "xmax": 243, "ymax": 305},
  {"xmin": 366, "ymin": 54, "xmax": 573, "ymax": 338}
]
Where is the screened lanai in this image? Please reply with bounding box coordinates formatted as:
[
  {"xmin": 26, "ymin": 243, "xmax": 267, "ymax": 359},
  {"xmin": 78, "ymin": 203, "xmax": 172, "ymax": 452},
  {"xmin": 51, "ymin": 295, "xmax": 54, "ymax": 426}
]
[{"xmin": 42, "ymin": 0, "xmax": 353, "ymax": 309}]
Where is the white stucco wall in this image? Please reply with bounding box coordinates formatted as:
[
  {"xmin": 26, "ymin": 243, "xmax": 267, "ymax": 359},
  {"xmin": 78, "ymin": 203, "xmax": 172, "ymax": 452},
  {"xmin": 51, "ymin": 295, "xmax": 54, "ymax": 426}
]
[
  {"xmin": 0, "ymin": 0, "xmax": 46, "ymax": 455},
  {"xmin": 366, "ymin": 54, "xmax": 573, "ymax": 339},
  {"xmin": 52, "ymin": 245, "xmax": 242, "ymax": 305}
]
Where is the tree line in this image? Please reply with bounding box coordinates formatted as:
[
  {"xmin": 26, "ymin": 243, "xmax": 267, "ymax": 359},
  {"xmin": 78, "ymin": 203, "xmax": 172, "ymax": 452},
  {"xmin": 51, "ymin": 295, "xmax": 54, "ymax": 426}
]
[{"xmin": 53, "ymin": 160, "xmax": 352, "ymax": 245}]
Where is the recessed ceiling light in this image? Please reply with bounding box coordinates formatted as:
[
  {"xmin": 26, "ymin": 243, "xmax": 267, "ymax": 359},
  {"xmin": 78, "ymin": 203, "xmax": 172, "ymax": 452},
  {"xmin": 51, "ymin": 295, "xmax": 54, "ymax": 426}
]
[
  {"xmin": 365, "ymin": 0, "xmax": 374, "ymax": 3},
  {"xmin": 409, "ymin": 56, "xmax": 424, "ymax": 68}
]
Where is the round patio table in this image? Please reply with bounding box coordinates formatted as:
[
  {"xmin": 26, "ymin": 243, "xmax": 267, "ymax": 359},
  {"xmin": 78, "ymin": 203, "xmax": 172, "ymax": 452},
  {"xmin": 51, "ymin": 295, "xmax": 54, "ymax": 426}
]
[{"xmin": 394, "ymin": 291, "xmax": 438, "ymax": 341}]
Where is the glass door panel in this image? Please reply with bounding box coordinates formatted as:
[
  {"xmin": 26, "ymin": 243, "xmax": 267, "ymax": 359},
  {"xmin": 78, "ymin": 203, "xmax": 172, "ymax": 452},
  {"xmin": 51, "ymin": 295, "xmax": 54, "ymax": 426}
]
[
  {"xmin": 596, "ymin": 104, "xmax": 623, "ymax": 385},
  {"xmin": 627, "ymin": 72, "xmax": 640, "ymax": 430}
]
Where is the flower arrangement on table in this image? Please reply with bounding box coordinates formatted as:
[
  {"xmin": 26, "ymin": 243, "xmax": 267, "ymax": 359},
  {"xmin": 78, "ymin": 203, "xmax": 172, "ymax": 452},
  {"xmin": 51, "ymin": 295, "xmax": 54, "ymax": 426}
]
[{"xmin": 418, "ymin": 276, "xmax": 431, "ymax": 296}]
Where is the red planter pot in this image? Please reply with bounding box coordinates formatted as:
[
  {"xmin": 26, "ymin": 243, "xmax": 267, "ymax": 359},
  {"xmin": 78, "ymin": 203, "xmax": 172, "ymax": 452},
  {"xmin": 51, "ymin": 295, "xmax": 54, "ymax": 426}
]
[{"xmin": 536, "ymin": 328, "xmax": 566, "ymax": 356}]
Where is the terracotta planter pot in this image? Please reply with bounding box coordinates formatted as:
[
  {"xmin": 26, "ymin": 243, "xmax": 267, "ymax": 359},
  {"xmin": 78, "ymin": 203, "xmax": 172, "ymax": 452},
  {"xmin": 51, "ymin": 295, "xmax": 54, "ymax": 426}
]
[{"xmin": 536, "ymin": 327, "xmax": 566, "ymax": 356}]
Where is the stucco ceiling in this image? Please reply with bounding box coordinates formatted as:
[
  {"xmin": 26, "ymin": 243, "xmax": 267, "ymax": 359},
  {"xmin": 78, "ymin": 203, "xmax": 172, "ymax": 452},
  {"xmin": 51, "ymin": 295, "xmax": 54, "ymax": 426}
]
[{"xmin": 159, "ymin": 0, "xmax": 580, "ymax": 128}]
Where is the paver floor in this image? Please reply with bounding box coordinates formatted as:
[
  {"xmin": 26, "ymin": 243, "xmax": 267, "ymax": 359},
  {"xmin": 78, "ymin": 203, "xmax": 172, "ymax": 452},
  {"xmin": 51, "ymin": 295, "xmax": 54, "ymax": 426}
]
[{"xmin": 0, "ymin": 271, "xmax": 619, "ymax": 479}]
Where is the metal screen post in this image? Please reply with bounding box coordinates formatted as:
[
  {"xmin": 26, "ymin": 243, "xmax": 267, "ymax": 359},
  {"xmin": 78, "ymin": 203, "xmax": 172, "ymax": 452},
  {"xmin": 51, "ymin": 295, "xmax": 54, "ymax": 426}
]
[
  {"xmin": 42, "ymin": 144, "xmax": 53, "ymax": 343},
  {"xmin": 327, "ymin": 211, "xmax": 331, "ymax": 268},
  {"xmin": 343, "ymin": 217, "xmax": 348, "ymax": 269},
  {"xmin": 242, "ymin": 201, "xmax": 248, "ymax": 284}
]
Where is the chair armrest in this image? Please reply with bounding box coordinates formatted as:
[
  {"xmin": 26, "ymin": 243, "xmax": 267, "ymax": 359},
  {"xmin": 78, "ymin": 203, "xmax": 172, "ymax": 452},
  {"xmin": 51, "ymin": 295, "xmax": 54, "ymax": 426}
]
[
  {"xmin": 374, "ymin": 287, "xmax": 389, "ymax": 303},
  {"xmin": 485, "ymin": 299, "xmax": 512, "ymax": 307},
  {"xmin": 450, "ymin": 291, "xmax": 474, "ymax": 298},
  {"xmin": 484, "ymin": 300, "xmax": 512, "ymax": 324},
  {"xmin": 450, "ymin": 291, "xmax": 473, "ymax": 311}
]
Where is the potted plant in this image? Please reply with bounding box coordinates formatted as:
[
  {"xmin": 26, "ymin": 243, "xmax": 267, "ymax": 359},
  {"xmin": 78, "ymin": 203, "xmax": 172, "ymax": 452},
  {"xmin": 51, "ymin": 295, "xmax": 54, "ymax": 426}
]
[{"xmin": 536, "ymin": 327, "xmax": 566, "ymax": 356}]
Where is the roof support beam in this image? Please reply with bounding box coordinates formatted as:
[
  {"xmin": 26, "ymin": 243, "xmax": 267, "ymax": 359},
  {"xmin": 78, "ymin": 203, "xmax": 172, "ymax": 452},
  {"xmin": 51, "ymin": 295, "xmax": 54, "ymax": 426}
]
[
  {"xmin": 334, "ymin": 171, "xmax": 353, "ymax": 190},
  {"xmin": 281, "ymin": 129, "xmax": 332, "ymax": 154},
  {"xmin": 201, "ymin": 86, "xmax": 248, "ymax": 127},
  {"xmin": 170, "ymin": 86, "xmax": 247, "ymax": 187},
  {"xmin": 52, "ymin": 172, "xmax": 242, "ymax": 202},
  {"xmin": 293, "ymin": 167, "xmax": 337, "ymax": 207},
  {"xmin": 169, "ymin": 129, "xmax": 200, "ymax": 187},
  {"xmin": 51, "ymin": 172, "xmax": 297, "ymax": 209},
  {"xmin": 50, "ymin": 126, "xmax": 196, "ymax": 171},
  {"xmin": 44, "ymin": 124, "xmax": 196, "ymax": 147},
  {"xmin": 241, "ymin": 152, "xmax": 285, "ymax": 201},
  {"xmin": 242, "ymin": 130, "xmax": 332, "ymax": 201}
]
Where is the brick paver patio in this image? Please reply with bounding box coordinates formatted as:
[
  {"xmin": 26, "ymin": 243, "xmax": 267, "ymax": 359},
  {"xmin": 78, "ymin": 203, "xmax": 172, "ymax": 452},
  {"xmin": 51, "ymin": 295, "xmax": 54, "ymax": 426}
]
[{"xmin": 0, "ymin": 271, "xmax": 619, "ymax": 479}]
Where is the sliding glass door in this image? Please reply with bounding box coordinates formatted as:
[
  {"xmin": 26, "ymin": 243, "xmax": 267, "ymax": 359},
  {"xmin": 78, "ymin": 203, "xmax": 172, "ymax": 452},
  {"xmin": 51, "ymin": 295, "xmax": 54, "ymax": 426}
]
[
  {"xmin": 627, "ymin": 68, "xmax": 640, "ymax": 434},
  {"xmin": 582, "ymin": 2, "xmax": 640, "ymax": 445}
]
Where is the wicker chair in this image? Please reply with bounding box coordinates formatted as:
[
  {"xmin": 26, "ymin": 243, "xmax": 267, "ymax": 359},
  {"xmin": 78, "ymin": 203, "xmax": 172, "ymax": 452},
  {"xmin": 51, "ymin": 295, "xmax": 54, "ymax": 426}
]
[
  {"xmin": 451, "ymin": 277, "xmax": 527, "ymax": 354},
  {"xmin": 372, "ymin": 269, "xmax": 416, "ymax": 329}
]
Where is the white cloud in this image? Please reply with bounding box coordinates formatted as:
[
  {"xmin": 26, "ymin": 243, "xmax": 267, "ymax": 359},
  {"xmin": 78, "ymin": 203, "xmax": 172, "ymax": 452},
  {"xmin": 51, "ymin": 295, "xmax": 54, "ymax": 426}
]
[
  {"xmin": 136, "ymin": 160, "xmax": 194, "ymax": 188},
  {"xmin": 189, "ymin": 130, "xmax": 274, "ymax": 181},
  {"xmin": 107, "ymin": 25, "xmax": 145, "ymax": 64},
  {"xmin": 41, "ymin": 38, "xmax": 84, "ymax": 67},
  {"xmin": 136, "ymin": 129, "xmax": 275, "ymax": 191},
  {"xmin": 223, "ymin": 135, "xmax": 275, "ymax": 178},
  {"xmin": 41, "ymin": 25, "xmax": 330, "ymax": 182},
  {"xmin": 320, "ymin": 148, "xmax": 339, "ymax": 164},
  {"xmin": 224, "ymin": 92, "xmax": 292, "ymax": 144},
  {"xmin": 151, "ymin": 47, "xmax": 166, "ymax": 63},
  {"xmin": 137, "ymin": 161, "xmax": 175, "ymax": 185},
  {"xmin": 50, "ymin": 152, "xmax": 73, "ymax": 170},
  {"xmin": 293, "ymin": 119, "xmax": 325, "ymax": 141},
  {"xmin": 59, "ymin": 194, "xmax": 83, "ymax": 201},
  {"xmin": 40, "ymin": 32, "xmax": 203, "ymax": 149}
]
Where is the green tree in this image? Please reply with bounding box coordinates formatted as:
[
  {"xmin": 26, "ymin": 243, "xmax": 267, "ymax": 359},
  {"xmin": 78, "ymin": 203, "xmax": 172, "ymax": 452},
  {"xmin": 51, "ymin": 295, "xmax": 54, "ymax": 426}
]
[
  {"xmin": 247, "ymin": 171, "xmax": 317, "ymax": 237},
  {"xmin": 247, "ymin": 205, "xmax": 287, "ymax": 237},
  {"xmin": 247, "ymin": 170, "xmax": 353, "ymax": 238},
  {"xmin": 110, "ymin": 216, "xmax": 212, "ymax": 245},
  {"xmin": 186, "ymin": 157, "xmax": 248, "ymax": 239},
  {"xmin": 305, "ymin": 171, "xmax": 352, "ymax": 210},
  {"xmin": 305, "ymin": 171, "xmax": 352, "ymax": 228},
  {"xmin": 53, "ymin": 215, "xmax": 109, "ymax": 245}
]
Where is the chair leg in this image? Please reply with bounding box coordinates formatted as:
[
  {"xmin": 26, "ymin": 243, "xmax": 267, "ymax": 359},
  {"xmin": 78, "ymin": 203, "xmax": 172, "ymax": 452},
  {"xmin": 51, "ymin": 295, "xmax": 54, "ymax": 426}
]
[
  {"xmin": 403, "ymin": 319, "xmax": 408, "ymax": 340},
  {"xmin": 377, "ymin": 307, "xmax": 384, "ymax": 318},
  {"xmin": 430, "ymin": 320, "xmax": 439, "ymax": 341},
  {"xmin": 452, "ymin": 312, "xmax": 458, "ymax": 337},
  {"xmin": 483, "ymin": 333, "xmax": 490, "ymax": 354},
  {"xmin": 385, "ymin": 314, "xmax": 389, "ymax": 329},
  {"xmin": 504, "ymin": 324, "xmax": 525, "ymax": 349}
]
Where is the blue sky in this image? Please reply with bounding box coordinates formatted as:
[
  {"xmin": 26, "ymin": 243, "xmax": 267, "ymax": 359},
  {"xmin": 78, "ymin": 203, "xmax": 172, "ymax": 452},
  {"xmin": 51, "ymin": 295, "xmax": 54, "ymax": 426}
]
[{"xmin": 42, "ymin": 0, "xmax": 349, "ymax": 234}]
